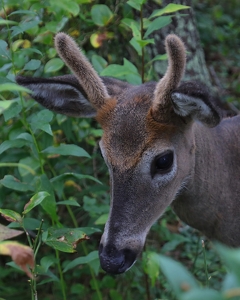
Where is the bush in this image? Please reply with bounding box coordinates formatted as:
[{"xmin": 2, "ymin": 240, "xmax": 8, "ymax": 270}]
[{"xmin": 0, "ymin": 1, "xmax": 240, "ymax": 299}]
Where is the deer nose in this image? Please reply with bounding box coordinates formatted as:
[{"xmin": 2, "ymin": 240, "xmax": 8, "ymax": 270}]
[{"xmin": 99, "ymin": 243, "xmax": 137, "ymax": 274}]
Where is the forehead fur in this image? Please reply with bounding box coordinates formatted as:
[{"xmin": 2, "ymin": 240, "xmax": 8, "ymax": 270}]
[{"xmin": 96, "ymin": 93, "xmax": 177, "ymax": 170}]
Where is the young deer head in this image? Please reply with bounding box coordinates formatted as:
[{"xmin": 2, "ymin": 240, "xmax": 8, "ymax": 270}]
[{"xmin": 17, "ymin": 33, "xmax": 240, "ymax": 275}]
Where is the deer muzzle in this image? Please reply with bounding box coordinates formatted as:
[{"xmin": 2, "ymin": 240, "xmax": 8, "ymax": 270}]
[{"xmin": 99, "ymin": 243, "xmax": 137, "ymax": 274}]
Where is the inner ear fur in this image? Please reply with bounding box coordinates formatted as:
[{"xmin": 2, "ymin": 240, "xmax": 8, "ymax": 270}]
[
  {"xmin": 171, "ymin": 81, "xmax": 222, "ymax": 127},
  {"xmin": 16, "ymin": 75, "xmax": 131, "ymax": 118}
]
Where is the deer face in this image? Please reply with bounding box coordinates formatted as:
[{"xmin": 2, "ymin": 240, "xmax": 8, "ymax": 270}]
[
  {"xmin": 16, "ymin": 33, "xmax": 221, "ymax": 274},
  {"xmin": 96, "ymin": 89, "xmax": 196, "ymax": 273}
]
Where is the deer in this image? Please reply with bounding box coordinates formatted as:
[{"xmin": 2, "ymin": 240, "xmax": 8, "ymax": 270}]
[{"xmin": 16, "ymin": 32, "xmax": 240, "ymax": 275}]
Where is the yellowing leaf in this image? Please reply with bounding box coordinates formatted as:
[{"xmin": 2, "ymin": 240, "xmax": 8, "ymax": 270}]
[
  {"xmin": 0, "ymin": 209, "xmax": 22, "ymax": 223},
  {"xmin": 23, "ymin": 191, "xmax": 50, "ymax": 214},
  {"xmin": 90, "ymin": 33, "xmax": 103, "ymax": 48},
  {"xmin": 43, "ymin": 227, "xmax": 90, "ymax": 253},
  {"xmin": 0, "ymin": 224, "xmax": 23, "ymax": 241},
  {"xmin": 0, "ymin": 241, "xmax": 34, "ymax": 278}
]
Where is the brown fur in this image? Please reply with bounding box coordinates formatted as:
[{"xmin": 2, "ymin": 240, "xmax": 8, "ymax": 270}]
[
  {"xmin": 55, "ymin": 33, "xmax": 109, "ymax": 109},
  {"xmin": 96, "ymin": 98, "xmax": 117, "ymax": 128},
  {"xmin": 16, "ymin": 32, "xmax": 240, "ymax": 275},
  {"xmin": 152, "ymin": 34, "xmax": 186, "ymax": 123}
]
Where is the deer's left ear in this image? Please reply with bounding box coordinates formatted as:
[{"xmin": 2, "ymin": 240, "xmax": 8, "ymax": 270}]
[{"xmin": 171, "ymin": 81, "xmax": 221, "ymax": 127}]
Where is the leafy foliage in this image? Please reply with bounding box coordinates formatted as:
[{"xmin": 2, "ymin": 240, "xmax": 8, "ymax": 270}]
[{"xmin": 0, "ymin": 0, "xmax": 239, "ymax": 299}]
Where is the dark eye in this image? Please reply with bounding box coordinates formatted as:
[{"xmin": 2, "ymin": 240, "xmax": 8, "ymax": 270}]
[{"xmin": 151, "ymin": 151, "xmax": 174, "ymax": 176}]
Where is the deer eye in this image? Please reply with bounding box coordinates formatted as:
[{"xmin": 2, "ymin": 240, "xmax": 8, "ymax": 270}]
[{"xmin": 151, "ymin": 151, "xmax": 174, "ymax": 176}]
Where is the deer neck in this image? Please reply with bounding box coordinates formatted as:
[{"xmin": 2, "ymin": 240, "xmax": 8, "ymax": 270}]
[{"xmin": 172, "ymin": 115, "xmax": 240, "ymax": 245}]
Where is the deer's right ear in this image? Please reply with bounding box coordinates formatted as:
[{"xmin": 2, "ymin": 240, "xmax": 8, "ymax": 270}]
[
  {"xmin": 16, "ymin": 75, "xmax": 96, "ymax": 118},
  {"xmin": 171, "ymin": 81, "xmax": 221, "ymax": 127}
]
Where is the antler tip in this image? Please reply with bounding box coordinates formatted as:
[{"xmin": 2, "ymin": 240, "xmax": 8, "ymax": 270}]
[
  {"xmin": 54, "ymin": 32, "xmax": 70, "ymax": 48},
  {"xmin": 165, "ymin": 34, "xmax": 186, "ymax": 56}
]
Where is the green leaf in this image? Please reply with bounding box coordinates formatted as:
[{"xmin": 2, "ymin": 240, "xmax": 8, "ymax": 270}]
[
  {"xmin": 91, "ymin": 4, "xmax": 113, "ymax": 26},
  {"xmin": 0, "ymin": 40, "xmax": 10, "ymax": 60},
  {"xmin": 23, "ymin": 59, "xmax": 41, "ymax": 71},
  {"xmin": 148, "ymin": 54, "xmax": 168, "ymax": 63},
  {"xmin": 123, "ymin": 58, "xmax": 138, "ymax": 73},
  {"xmin": 22, "ymin": 218, "xmax": 44, "ymax": 231},
  {"xmin": 45, "ymin": 18, "xmax": 68, "ymax": 33},
  {"xmin": 100, "ymin": 59, "xmax": 141, "ymax": 84},
  {"xmin": 0, "ymin": 20, "xmax": 18, "ymax": 25},
  {"xmin": 0, "ymin": 209, "xmax": 22, "ymax": 223},
  {"xmin": 42, "ymin": 144, "xmax": 90, "ymax": 158},
  {"xmin": 126, "ymin": 0, "xmax": 145, "ymax": 11},
  {"xmin": 129, "ymin": 37, "xmax": 142, "ymax": 56},
  {"xmin": 49, "ymin": 0, "xmax": 80, "ymax": 16},
  {"xmin": 9, "ymin": 10, "xmax": 37, "ymax": 16},
  {"xmin": 136, "ymin": 38, "xmax": 154, "ymax": 48},
  {"xmin": 63, "ymin": 250, "xmax": 98, "ymax": 272},
  {"xmin": 0, "ymin": 83, "xmax": 31, "ymax": 93},
  {"xmin": 215, "ymin": 243, "xmax": 240, "ymax": 283},
  {"xmin": 30, "ymin": 109, "xmax": 53, "ymax": 135},
  {"xmin": 39, "ymin": 124, "xmax": 53, "ymax": 136},
  {"xmin": 0, "ymin": 139, "xmax": 28, "ymax": 155},
  {"xmin": 0, "ymin": 175, "xmax": 34, "ymax": 192},
  {"xmin": 181, "ymin": 289, "xmax": 224, "ymax": 300},
  {"xmin": 158, "ymin": 254, "xmax": 199, "ymax": 297},
  {"xmin": 23, "ymin": 192, "xmax": 50, "ymax": 214},
  {"xmin": 3, "ymin": 102, "xmax": 22, "ymax": 121},
  {"xmin": 144, "ymin": 16, "xmax": 172, "ymax": 38},
  {"xmin": 129, "ymin": 22, "xmax": 141, "ymax": 39},
  {"xmin": 57, "ymin": 200, "xmax": 80, "ymax": 207},
  {"xmin": 121, "ymin": 18, "xmax": 140, "ymax": 30},
  {"xmin": 161, "ymin": 234, "xmax": 189, "ymax": 253},
  {"xmin": 91, "ymin": 55, "xmax": 108, "ymax": 73},
  {"xmin": 51, "ymin": 172, "xmax": 101, "ymax": 185},
  {"xmin": 21, "ymin": 47, "xmax": 43, "ymax": 56},
  {"xmin": 143, "ymin": 252, "xmax": 160, "ymax": 286},
  {"xmin": 40, "ymin": 256, "xmax": 55, "ymax": 273},
  {"xmin": 37, "ymin": 174, "xmax": 58, "ymax": 222},
  {"xmin": 44, "ymin": 58, "xmax": 64, "ymax": 73},
  {"xmin": 18, "ymin": 157, "xmax": 40, "ymax": 178},
  {"xmin": 109, "ymin": 289, "xmax": 122, "ymax": 300},
  {"xmin": 101, "ymin": 64, "xmax": 128, "ymax": 78},
  {"xmin": 43, "ymin": 227, "xmax": 89, "ymax": 253},
  {"xmin": 149, "ymin": 3, "xmax": 190, "ymax": 19},
  {"xmin": 94, "ymin": 213, "xmax": 109, "ymax": 225},
  {"xmin": 0, "ymin": 100, "xmax": 13, "ymax": 114},
  {"xmin": 11, "ymin": 20, "xmax": 40, "ymax": 38}
]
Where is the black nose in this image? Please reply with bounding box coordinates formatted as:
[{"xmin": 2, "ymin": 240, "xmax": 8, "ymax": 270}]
[{"xmin": 99, "ymin": 244, "xmax": 137, "ymax": 274}]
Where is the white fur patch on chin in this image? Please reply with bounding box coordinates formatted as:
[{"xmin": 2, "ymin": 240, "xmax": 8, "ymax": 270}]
[{"xmin": 171, "ymin": 92, "xmax": 212, "ymax": 119}]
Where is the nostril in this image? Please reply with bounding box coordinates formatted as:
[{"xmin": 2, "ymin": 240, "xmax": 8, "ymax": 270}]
[{"xmin": 99, "ymin": 244, "xmax": 137, "ymax": 274}]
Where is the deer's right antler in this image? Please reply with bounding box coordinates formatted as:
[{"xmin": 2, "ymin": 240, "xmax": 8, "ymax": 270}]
[{"xmin": 151, "ymin": 34, "xmax": 186, "ymax": 123}]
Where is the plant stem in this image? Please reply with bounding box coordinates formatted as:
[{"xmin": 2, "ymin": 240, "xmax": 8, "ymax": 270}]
[
  {"xmin": 202, "ymin": 240, "xmax": 209, "ymax": 287},
  {"xmin": 81, "ymin": 242, "xmax": 102, "ymax": 300},
  {"xmin": 191, "ymin": 235, "xmax": 201, "ymax": 273},
  {"xmin": 144, "ymin": 272, "xmax": 151, "ymax": 300},
  {"xmin": 140, "ymin": 4, "xmax": 145, "ymax": 83},
  {"xmin": 0, "ymin": 163, "xmax": 36, "ymax": 175},
  {"xmin": 143, "ymin": 245, "xmax": 151, "ymax": 300},
  {"xmin": 28, "ymin": 127, "xmax": 45, "ymax": 174},
  {"xmin": 65, "ymin": 202, "xmax": 102, "ymax": 300},
  {"xmin": 56, "ymin": 249, "xmax": 67, "ymax": 300}
]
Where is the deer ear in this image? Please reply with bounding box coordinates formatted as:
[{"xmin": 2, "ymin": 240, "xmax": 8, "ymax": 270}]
[
  {"xmin": 171, "ymin": 81, "xmax": 221, "ymax": 127},
  {"xmin": 16, "ymin": 75, "xmax": 96, "ymax": 118}
]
